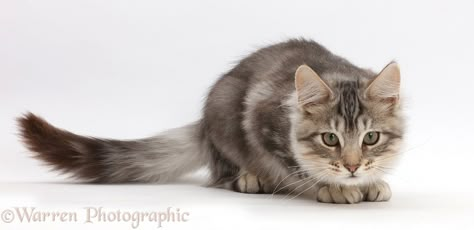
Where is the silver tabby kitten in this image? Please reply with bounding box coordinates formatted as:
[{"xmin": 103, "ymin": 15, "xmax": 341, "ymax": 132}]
[{"xmin": 18, "ymin": 39, "xmax": 404, "ymax": 204}]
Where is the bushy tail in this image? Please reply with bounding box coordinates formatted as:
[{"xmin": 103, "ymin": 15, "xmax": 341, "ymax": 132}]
[{"xmin": 17, "ymin": 113, "xmax": 208, "ymax": 183}]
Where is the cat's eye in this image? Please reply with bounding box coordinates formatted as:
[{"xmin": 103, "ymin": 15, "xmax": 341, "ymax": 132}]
[
  {"xmin": 322, "ymin": 133, "xmax": 339, "ymax": 146},
  {"xmin": 363, "ymin": 132, "xmax": 380, "ymax": 145}
]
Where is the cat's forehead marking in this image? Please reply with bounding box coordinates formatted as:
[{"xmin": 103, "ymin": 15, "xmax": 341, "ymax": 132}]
[{"xmin": 336, "ymin": 81, "xmax": 361, "ymax": 131}]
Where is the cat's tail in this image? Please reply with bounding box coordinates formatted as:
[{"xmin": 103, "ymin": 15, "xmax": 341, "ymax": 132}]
[{"xmin": 17, "ymin": 113, "xmax": 209, "ymax": 183}]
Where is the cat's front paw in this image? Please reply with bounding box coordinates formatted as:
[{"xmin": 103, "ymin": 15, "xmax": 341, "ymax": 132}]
[
  {"xmin": 317, "ymin": 185, "xmax": 363, "ymax": 204},
  {"xmin": 363, "ymin": 180, "xmax": 392, "ymax": 202}
]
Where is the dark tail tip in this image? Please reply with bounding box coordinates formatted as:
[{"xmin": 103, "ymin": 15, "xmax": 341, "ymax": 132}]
[
  {"xmin": 17, "ymin": 112, "xmax": 72, "ymax": 156},
  {"xmin": 17, "ymin": 112, "xmax": 61, "ymax": 153},
  {"xmin": 17, "ymin": 113, "xmax": 105, "ymax": 181}
]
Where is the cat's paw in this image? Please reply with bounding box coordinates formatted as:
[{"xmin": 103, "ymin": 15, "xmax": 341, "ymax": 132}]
[
  {"xmin": 317, "ymin": 185, "xmax": 363, "ymax": 204},
  {"xmin": 363, "ymin": 180, "xmax": 392, "ymax": 202},
  {"xmin": 234, "ymin": 172, "xmax": 273, "ymax": 194}
]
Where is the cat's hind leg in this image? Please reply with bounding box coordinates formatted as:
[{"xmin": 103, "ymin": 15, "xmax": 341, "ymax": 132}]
[{"xmin": 233, "ymin": 171, "xmax": 274, "ymax": 194}]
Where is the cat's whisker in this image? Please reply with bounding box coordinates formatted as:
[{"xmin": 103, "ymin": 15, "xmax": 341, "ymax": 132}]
[
  {"xmin": 282, "ymin": 170, "xmax": 329, "ymax": 200},
  {"xmin": 271, "ymin": 169, "xmax": 314, "ymax": 196},
  {"xmin": 271, "ymin": 177, "xmax": 311, "ymax": 197},
  {"xmin": 376, "ymin": 165, "xmax": 395, "ymax": 170},
  {"xmin": 271, "ymin": 168, "xmax": 323, "ymax": 194},
  {"xmin": 374, "ymin": 154, "xmax": 399, "ymax": 160},
  {"xmin": 288, "ymin": 174, "xmax": 329, "ymax": 201},
  {"xmin": 372, "ymin": 167, "xmax": 398, "ymax": 177},
  {"xmin": 287, "ymin": 165, "xmax": 301, "ymax": 168},
  {"xmin": 281, "ymin": 178, "xmax": 317, "ymax": 200}
]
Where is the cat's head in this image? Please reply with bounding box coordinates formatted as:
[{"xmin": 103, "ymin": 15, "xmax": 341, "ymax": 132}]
[{"xmin": 292, "ymin": 63, "xmax": 404, "ymax": 186}]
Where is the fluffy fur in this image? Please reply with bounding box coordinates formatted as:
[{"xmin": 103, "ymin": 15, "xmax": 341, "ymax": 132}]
[{"xmin": 18, "ymin": 39, "xmax": 404, "ymax": 203}]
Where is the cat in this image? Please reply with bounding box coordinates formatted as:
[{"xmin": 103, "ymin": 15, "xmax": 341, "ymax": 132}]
[{"xmin": 17, "ymin": 39, "xmax": 404, "ymax": 204}]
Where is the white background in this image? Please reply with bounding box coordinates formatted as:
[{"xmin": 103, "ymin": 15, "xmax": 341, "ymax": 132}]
[{"xmin": 1, "ymin": 0, "xmax": 474, "ymax": 229}]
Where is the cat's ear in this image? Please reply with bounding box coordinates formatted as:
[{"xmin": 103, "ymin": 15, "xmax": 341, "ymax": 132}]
[
  {"xmin": 295, "ymin": 65, "xmax": 333, "ymax": 107},
  {"xmin": 365, "ymin": 62, "xmax": 400, "ymax": 103}
]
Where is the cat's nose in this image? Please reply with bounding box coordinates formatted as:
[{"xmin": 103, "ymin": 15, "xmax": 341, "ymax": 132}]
[{"xmin": 344, "ymin": 164, "xmax": 360, "ymax": 173}]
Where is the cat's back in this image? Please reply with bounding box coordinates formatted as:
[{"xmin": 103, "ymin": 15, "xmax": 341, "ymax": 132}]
[
  {"xmin": 237, "ymin": 39, "xmax": 359, "ymax": 81},
  {"xmin": 204, "ymin": 39, "xmax": 364, "ymax": 115}
]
